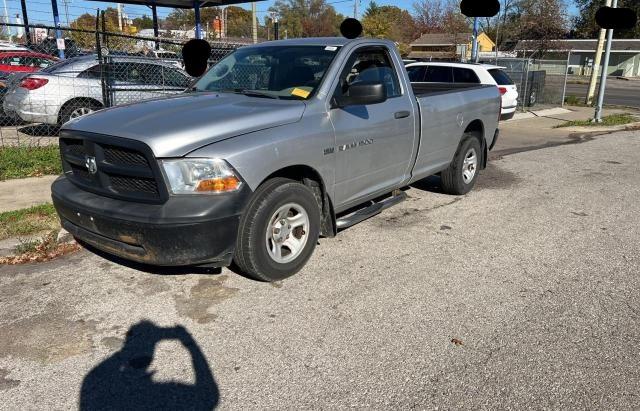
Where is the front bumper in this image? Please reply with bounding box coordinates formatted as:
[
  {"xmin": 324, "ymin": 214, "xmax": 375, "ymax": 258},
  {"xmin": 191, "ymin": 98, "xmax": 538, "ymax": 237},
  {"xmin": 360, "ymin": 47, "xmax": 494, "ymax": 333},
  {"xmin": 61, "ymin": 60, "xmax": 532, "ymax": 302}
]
[{"xmin": 52, "ymin": 176, "xmax": 251, "ymax": 267}]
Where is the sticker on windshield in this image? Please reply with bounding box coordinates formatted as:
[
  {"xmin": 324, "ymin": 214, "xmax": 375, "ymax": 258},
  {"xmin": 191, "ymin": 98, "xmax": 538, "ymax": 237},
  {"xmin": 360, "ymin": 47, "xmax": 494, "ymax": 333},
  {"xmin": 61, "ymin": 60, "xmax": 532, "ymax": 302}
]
[
  {"xmin": 291, "ymin": 88, "xmax": 311, "ymax": 99},
  {"xmin": 325, "ymin": 46, "xmax": 338, "ymax": 51}
]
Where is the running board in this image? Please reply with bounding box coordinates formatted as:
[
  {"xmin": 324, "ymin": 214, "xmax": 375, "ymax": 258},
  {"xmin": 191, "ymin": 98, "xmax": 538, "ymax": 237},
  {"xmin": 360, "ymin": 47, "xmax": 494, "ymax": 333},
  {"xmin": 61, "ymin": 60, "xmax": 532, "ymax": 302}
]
[{"xmin": 336, "ymin": 191, "xmax": 407, "ymax": 230}]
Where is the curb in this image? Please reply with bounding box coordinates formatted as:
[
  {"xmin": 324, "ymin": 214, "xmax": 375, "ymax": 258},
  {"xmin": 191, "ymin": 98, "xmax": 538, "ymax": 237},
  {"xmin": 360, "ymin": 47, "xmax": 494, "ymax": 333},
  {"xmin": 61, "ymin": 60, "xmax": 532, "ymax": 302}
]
[{"xmin": 0, "ymin": 228, "xmax": 76, "ymax": 258}]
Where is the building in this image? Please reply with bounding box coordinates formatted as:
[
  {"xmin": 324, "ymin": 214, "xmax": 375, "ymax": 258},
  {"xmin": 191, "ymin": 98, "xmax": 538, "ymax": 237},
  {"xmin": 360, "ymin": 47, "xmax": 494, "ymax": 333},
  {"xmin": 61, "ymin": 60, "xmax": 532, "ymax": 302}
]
[
  {"xmin": 409, "ymin": 32, "xmax": 495, "ymax": 61},
  {"xmin": 514, "ymin": 39, "xmax": 640, "ymax": 77}
]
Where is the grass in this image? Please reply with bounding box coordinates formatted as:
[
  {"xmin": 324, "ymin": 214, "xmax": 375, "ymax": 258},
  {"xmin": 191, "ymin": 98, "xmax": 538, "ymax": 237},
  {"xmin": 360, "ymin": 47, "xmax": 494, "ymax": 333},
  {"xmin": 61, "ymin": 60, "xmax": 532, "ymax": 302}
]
[
  {"xmin": 0, "ymin": 203, "xmax": 60, "ymax": 241},
  {"xmin": 0, "ymin": 145, "xmax": 61, "ymax": 180},
  {"xmin": 555, "ymin": 113, "xmax": 638, "ymax": 128},
  {"xmin": 563, "ymin": 95, "xmax": 590, "ymax": 107}
]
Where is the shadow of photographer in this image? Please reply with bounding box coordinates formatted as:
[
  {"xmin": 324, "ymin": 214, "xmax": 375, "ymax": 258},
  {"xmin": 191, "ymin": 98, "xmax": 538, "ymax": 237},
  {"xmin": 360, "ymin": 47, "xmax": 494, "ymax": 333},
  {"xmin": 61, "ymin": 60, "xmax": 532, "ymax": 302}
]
[{"xmin": 80, "ymin": 320, "xmax": 219, "ymax": 410}]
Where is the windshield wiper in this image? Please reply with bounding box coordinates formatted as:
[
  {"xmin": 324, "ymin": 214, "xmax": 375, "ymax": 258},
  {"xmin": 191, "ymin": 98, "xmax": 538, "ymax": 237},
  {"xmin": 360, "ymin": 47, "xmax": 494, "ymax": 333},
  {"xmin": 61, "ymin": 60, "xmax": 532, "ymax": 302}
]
[
  {"xmin": 204, "ymin": 88, "xmax": 280, "ymax": 99},
  {"xmin": 236, "ymin": 89, "xmax": 280, "ymax": 99}
]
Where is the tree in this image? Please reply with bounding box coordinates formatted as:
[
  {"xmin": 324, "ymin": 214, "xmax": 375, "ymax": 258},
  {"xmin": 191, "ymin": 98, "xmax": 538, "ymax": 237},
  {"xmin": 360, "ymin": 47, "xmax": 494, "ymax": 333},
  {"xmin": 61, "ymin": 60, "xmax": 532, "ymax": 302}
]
[
  {"xmin": 573, "ymin": 0, "xmax": 640, "ymax": 39},
  {"xmin": 361, "ymin": 3, "xmax": 418, "ymax": 56},
  {"xmin": 412, "ymin": 0, "xmax": 469, "ymax": 35},
  {"xmin": 515, "ymin": 0, "xmax": 569, "ymax": 57},
  {"xmin": 269, "ymin": 0, "xmax": 345, "ymax": 38},
  {"xmin": 132, "ymin": 15, "xmax": 153, "ymax": 30}
]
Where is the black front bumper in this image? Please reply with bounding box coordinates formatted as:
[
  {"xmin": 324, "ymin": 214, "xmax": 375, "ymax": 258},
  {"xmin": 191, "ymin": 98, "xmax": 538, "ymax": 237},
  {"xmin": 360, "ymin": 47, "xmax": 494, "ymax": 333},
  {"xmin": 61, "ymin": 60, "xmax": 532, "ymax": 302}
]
[{"xmin": 52, "ymin": 176, "xmax": 251, "ymax": 267}]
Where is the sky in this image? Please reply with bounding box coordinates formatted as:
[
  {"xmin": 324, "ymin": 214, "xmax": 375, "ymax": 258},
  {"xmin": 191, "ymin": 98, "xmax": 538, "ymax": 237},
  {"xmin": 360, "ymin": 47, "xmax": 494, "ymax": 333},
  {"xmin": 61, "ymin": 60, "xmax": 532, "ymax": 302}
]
[{"xmin": 7, "ymin": 0, "xmax": 578, "ymax": 28}]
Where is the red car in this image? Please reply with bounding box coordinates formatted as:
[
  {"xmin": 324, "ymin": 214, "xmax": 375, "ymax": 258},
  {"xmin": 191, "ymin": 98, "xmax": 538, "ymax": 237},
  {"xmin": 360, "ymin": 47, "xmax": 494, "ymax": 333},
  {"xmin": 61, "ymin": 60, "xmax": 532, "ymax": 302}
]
[{"xmin": 0, "ymin": 51, "xmax": 58, "ymax": 74}]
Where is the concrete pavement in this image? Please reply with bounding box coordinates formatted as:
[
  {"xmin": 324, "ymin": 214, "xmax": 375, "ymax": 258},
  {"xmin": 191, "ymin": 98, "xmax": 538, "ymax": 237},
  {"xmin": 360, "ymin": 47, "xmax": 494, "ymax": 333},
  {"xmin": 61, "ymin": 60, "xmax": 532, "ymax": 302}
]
[
  {"xmin": 1, "ymin": 129, "xmax": 639, "ymax": 409},
  {"xmin": 0, "ymin": 175, "xmax": 58, "ymax": 213}
]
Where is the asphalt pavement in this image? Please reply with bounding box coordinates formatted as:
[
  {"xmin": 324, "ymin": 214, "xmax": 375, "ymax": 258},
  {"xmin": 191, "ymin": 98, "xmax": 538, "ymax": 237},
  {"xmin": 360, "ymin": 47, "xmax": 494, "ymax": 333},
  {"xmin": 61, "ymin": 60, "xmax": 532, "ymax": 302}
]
[
  {"xmin": 1, "ymin": 129, "xmax": 639, "ymax": 409},
  {"xmin": 564, "ymin": 78, "xmax": 640, "ymax": 108}
]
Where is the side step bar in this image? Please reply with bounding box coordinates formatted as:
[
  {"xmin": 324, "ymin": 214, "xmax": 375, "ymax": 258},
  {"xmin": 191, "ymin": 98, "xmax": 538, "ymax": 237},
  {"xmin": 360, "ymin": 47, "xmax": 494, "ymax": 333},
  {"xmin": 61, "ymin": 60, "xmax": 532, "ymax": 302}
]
[{"xmin": 336, "ymin": 191, "xmax": 407, "ymax": 230}]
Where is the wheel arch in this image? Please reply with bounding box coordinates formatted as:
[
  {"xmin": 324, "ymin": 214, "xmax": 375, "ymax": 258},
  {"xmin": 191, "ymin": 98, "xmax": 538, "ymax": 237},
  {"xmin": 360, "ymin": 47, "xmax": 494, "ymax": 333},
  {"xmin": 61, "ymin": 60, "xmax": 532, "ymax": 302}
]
[
  {"xmin": 57, "ymin": 97, "xmax": 103, "ymax": 124},
  {"xmin": 258, "ymin": 165, "xmax": 336, "ymax": 238},
  {"xmin": 463, "ymin": 119, "xmax": 488, "ymax": 170}
]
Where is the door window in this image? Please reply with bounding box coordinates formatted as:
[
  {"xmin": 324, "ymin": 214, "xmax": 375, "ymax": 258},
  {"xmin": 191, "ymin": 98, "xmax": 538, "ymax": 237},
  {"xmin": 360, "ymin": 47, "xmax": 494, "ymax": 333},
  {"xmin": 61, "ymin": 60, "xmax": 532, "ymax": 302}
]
[
  {"xmin": 407, "ymin": 66, "xmax": 426, "ymax": 82},
  {"xmin": 452, "ymin": 67, "xmax": 480, "ymax": 83},
  {"xmin": 424, "ymin": 66, "xmax": 453, "ymax": 82},
  {"xmin": 162, "ymin": 66, "xmax": 190, "ymax": 88},
  {"xmin": 337, "ymin": 47, "xmax": 401, "ymax": 99}
]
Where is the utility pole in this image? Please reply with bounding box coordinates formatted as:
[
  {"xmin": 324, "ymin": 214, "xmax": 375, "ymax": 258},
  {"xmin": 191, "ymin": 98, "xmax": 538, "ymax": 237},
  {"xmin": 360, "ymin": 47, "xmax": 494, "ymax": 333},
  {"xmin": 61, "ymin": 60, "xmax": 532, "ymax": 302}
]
[
  {"xmin": 586, "ymin": 0, "xmax": 612, "ymax": 106},
  {"xmin": 63, "ymin": 0, "xmax": 70, "ymax": 27},
  {"xmin": 251, "ymin": 2, "xmax": 257, "ymax": 44},
  {"xmin": 2, "ymin": 0, "xmax": 11, "ymax": 42},
  {"xmin": 594, "ymin": 0, "xmax": 617, "ymax": 122},
  {"xmin": 117, "ymin": 3, "xmax": 123, "ymax": 31},
  {"xmin": 471, "ymin": 17, "xmax": 480, "ymax": 62},
  {"xmin": 353, "ymin": 0, "xmax": 359, "ymax": 19},
  {"xmin": 270, "ymin": 12, "xmax": 279, "ymax": 40}
]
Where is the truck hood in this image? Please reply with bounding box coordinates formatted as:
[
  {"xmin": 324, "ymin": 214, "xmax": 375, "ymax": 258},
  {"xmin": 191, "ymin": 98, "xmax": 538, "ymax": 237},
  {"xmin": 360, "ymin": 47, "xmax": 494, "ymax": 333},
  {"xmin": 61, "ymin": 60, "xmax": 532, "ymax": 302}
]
[{"xmin": 63, "ymin": 92, "xmax": 306, "ymax": 157}]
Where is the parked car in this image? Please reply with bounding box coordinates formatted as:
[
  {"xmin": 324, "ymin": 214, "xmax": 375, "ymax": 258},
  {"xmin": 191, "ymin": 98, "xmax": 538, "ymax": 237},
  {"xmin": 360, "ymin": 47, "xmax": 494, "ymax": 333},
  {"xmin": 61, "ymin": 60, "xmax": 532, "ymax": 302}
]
[
  {"xmin": 405, "ymin": 62, "xmax": 518, "ymax": 120},
  {"xmin": 0, "ymin": 51, "xmax": 58, "ymax": 75},
  {"xmin": 0, "ymin": 41, "xmax": 30, "ymax": 52},
  {"xmin": 51, "ymin": 37, "xmax": 501, "ymax": 281},
  {"xmin": 144, "ymin": 49, "xmax": 183, "ymax": 69},
  {"xmin": 3, "ymin": 55, "xmax": 191, "ymax": 125}
]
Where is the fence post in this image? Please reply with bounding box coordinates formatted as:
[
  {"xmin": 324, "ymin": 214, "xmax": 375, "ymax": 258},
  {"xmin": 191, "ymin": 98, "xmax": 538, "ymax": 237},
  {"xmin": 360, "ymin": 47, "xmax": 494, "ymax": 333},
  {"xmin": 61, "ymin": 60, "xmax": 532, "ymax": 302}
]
[
  {"xmin": 50, "ymin": 0, "xmax": 65, "ymax": 59},
  {"xmin": 521, "ymin": 56, "xmax": 530, "ymax": 112},
  {"xmin": 561, "ymin": 50, "xmax": 571, "ymax": 107},
  {"xmin": 20, "ymin": 0, "xmax": 31, "ymax": 46}
]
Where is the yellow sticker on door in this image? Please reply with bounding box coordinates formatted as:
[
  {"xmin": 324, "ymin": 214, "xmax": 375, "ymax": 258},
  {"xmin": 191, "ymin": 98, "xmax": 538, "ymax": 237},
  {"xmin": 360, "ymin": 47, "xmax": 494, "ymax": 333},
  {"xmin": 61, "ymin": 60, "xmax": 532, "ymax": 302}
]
[{"xmin": 291, "ymin": 88, "xmax": 311, "ymax": 99}]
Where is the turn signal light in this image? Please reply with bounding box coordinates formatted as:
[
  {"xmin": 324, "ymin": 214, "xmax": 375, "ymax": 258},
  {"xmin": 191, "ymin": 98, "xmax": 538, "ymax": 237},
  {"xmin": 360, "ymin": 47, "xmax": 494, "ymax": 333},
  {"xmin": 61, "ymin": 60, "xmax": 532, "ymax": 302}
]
[
  {"xmin": 20, "ymin": 78, "xmax": 49, "ymax": 90},
  {"xmin": 196, "ymin": 176, "xmax": 241, "ymax": 193}
]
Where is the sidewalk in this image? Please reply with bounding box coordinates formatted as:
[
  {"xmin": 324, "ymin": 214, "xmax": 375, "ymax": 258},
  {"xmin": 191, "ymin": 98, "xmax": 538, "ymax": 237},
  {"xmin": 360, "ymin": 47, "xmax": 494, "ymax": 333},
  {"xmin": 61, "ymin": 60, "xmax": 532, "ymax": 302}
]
[
  {"xmin": 496, "ymin": 105, "xmax": 639, "ymax": 155},
  {"xmin": 0, "ymin": 175, "xmax": 58, "ymax": 213}
]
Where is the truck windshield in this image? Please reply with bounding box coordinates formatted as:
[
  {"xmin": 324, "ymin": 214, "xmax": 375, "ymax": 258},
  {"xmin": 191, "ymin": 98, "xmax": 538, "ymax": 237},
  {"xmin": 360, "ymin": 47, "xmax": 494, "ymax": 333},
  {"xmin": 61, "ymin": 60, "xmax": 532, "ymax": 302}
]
[{"xmin": 194, "ymin": 45, "xmax": 341, "ymax": 99}]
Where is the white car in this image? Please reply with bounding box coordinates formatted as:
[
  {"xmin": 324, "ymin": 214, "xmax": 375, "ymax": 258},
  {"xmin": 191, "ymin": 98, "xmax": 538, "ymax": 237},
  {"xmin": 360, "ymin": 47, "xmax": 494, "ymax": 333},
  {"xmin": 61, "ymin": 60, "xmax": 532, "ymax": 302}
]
[
  {"xmin": 405, "ymin": 62, "xmax": 519, "ymax": 120},
  {"xmin": 3, "ymin": 55, "xmax": 191, "ymax": 125}
]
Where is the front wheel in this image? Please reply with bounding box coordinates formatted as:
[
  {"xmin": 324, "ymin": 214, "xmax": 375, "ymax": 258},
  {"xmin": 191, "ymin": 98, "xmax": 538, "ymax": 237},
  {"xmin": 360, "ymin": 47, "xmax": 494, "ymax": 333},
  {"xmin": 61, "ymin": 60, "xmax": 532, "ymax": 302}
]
[
  {"xmin": 441, "ymin": 135, "xmax": 482, "ymax": 195},
  {"xmin": 233, "ymin": 178, "xmax": 321, "ymax": 282}
]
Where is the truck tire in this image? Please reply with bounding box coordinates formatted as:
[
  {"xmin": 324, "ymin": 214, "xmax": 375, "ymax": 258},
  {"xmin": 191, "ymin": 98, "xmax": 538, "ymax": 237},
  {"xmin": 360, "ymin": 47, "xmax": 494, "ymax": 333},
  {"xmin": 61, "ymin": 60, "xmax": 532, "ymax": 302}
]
[
  {"xmin": 233, "ymin": 177, "xmax": 321, "ymax": 282},
  {"xmin": 441, "ymin": 135, "xmax": 482, "ymax": 195}
]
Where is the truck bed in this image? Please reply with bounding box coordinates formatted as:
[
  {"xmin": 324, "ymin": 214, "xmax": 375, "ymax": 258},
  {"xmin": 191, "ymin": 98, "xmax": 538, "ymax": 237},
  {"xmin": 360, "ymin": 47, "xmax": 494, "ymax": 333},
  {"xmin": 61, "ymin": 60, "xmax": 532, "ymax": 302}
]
[{"xmin": 411, "ymin": 82, "xmax": 495, "ymax": 98}]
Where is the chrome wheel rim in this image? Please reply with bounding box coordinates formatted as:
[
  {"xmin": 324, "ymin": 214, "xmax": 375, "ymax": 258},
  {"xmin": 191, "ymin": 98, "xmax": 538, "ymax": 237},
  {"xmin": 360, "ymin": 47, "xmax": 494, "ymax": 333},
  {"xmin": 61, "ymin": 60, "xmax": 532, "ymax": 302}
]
[
  {"xmin": 265, "ymin": 203, "xmax": 310, "ymax": 264},
  {"xmin": 69, "ymin": 107, "xmax": 94, "ymax": 119},
  {"xmin": 462, "ymin": 148, "xmax": 478, "ymax": 184}
]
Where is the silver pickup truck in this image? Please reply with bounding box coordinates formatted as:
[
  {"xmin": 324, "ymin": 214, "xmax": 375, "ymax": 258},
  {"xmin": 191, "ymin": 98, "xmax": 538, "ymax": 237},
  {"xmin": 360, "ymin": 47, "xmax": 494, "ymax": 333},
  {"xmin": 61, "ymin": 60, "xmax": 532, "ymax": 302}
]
[{"xmin": 52, "ymin": 37, "xmax": 501, "ymax": 281}]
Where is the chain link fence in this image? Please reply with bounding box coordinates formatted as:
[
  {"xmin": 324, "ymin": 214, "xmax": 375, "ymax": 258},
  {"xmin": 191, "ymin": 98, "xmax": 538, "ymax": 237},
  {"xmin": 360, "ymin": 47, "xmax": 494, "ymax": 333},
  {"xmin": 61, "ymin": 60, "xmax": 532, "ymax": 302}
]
[
  {"xmin": 489, "ymin": 57, "xmax": 571, "ymax": 110},
  {"xmin": 0, "ymin": 22, "xmax": 246, "ymax": 148}
]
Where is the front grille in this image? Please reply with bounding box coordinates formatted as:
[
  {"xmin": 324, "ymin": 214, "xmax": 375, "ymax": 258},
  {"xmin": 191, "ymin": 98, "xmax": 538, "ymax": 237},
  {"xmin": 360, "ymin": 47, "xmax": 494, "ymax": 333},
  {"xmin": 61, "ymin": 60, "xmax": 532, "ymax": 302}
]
[
  {"xmin": 103, "ymin": 146, "xmax": 149, "ymax": 167},
  {"xmin": 110, "ymin": 175, "xmax": 159, "ymax": 195},
  {"xmin": 59, "ymin": 133, "xmax": 167, "ymax": 203}
]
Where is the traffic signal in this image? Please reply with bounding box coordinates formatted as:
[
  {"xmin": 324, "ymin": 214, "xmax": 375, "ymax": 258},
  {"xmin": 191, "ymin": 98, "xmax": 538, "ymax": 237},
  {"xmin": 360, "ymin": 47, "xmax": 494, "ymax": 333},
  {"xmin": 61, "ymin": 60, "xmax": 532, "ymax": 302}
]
[
  {"xmin": 460, "ymin": 0, "xmax": 500, "ymax": 18},
  {"xmin": 595, "ymin": 7, "xmax": 637, "ymax": 30}
]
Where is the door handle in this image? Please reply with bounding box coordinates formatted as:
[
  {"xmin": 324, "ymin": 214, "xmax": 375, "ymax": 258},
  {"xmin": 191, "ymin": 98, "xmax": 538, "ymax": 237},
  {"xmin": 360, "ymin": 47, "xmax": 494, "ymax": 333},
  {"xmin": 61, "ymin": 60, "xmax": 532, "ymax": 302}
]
[{"xmin": 394, "ymin": 110, "xmax": 411, "ymax": 119}]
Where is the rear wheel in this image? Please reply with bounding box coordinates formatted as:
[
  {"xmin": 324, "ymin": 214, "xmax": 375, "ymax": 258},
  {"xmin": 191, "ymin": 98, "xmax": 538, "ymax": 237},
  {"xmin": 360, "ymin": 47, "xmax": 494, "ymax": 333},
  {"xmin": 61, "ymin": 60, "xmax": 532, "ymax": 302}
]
[
  {"xmin": 441, "ymin": 135, "xmax": 482, "ymax": 195},
  {"xmin": 59, "ymin": 100, "xmax": 100, "ymax": 125},
  {"xmin": 233, "ymin": 178, "xmax": 320, "ymax": 282}
]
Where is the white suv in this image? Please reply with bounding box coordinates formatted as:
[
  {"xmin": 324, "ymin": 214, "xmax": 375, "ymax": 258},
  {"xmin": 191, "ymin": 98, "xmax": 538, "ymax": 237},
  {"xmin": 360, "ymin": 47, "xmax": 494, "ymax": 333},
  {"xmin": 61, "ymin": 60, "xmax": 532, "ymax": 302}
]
[{"xmin": 405, "ymin": 62, "xmax": 519, "ymax": 120}]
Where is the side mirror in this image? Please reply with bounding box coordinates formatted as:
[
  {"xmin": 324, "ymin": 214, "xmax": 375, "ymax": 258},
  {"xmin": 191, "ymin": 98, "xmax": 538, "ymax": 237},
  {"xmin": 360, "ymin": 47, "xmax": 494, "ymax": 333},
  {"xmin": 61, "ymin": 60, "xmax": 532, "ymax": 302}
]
[{"xmin": 333, "ymin": 81, "xmax": 387, "ymax": 108}]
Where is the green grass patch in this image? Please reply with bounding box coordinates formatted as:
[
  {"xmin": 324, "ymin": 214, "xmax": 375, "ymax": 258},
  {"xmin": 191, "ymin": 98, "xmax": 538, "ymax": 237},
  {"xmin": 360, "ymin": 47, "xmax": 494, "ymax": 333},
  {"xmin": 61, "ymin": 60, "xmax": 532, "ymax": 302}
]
[
  {"xmin": 0, "ymin": 145, "xmax": 61, "ymax": 180},
  {"xmin": 563, "ymin": 95, "xmax": 590, "ymax": 107},
  {"xmin": 555, "ymin": 113, "xmax": 638, "ymax": 128},
  {"xmin": 0, "ymin": 203, "xmax": 60, "ymax": 240}
]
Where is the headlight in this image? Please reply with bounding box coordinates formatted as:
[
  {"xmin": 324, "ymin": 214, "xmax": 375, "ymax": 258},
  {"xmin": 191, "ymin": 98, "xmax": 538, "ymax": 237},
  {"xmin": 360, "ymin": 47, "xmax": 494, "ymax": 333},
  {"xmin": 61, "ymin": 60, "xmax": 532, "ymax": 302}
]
[{"xmin": 161, "ymin": 158, "xmax": 242, "ymax": 194}]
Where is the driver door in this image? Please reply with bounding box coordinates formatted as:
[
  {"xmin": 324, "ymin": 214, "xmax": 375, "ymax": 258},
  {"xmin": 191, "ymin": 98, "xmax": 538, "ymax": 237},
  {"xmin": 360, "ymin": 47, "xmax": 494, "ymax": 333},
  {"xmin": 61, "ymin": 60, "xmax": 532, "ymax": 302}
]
[{"xmin": 329, "ymin": 46, "xmax": 416, "ymax": 208}]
